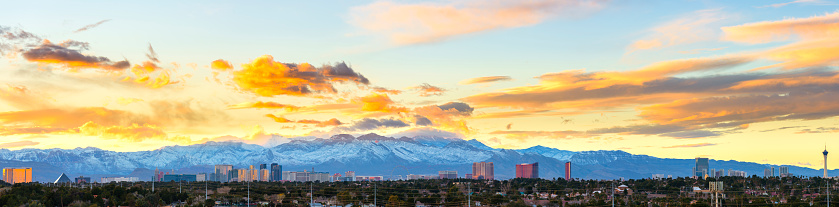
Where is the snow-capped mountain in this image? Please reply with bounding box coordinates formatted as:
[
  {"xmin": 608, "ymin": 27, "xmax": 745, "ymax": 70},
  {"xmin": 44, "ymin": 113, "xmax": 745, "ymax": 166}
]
[{"xmin": 0, "ymin": 133, "xmax": 834, "ymax": 182}]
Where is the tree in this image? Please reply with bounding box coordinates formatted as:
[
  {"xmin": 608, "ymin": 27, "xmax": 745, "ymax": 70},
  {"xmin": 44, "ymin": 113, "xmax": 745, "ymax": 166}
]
[{"xmin": 386, "ymin": 195, "xmax": 401, "ymax": 207}]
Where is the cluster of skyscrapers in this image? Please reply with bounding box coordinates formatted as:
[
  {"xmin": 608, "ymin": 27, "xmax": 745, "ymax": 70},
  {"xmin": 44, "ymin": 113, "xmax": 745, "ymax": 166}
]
[
  {"xmin": 211, "ymin": 164, "xmax": 282, "ymax": 182},
  {"xmin": 763, "ymin": 166, "xmax": 793, "ymax": 177},
  {"xmin": 693, "ymin": 157, "xmax": 785, "ymax": 178}
]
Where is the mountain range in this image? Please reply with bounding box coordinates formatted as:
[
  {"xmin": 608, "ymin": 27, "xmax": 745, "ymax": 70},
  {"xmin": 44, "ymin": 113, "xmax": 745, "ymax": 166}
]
[{"xmin": 0, "ymin": 133, "xmax": 832, "ymax": 182}]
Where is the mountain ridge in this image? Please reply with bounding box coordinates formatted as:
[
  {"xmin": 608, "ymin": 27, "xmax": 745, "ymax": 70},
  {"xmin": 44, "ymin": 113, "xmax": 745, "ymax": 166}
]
[{"xmin": 0, "ymin": 133, "xmax": 834, "ymax": 182}]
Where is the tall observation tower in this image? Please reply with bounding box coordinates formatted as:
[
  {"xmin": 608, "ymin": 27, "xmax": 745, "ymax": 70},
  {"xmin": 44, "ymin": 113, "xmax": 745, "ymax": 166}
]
[{"xmin": 825, "ymin": 146, "xmax": 829, "ymax": 178}]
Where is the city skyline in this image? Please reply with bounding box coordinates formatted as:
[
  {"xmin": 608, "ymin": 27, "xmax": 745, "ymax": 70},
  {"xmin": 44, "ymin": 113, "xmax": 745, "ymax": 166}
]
[{"xmin": 1, "ymin": 0, "xmax": 839, "ymax": 171}]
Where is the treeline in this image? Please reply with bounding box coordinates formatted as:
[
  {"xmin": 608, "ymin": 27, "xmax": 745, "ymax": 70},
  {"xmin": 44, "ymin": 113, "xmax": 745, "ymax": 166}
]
[{"xmin": 1, "ymin": 176, "xmax": 838, "ymax": 206}]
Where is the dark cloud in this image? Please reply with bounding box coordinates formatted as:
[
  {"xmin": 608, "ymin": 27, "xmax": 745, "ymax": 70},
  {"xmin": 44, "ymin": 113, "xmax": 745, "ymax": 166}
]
[
  {"xmin": 759, "ymin": 126, "xmax": 805, "ymax": 132},
  {"xmin": 146, "ymin": 44, "xmax": 160, "ymax": 63},
  {"xmin": 73, "ymin": 19, "xmax": 111, "ymax": 33},
  {"xmin": 411, "ymin": 83, "xmax": 446, "ymax": 97},
  {"xmin": 22, "ymin": 41, "xmax": 130, "ymax": 71},
  {"xmin": 641, "ymin": 90, "xmax": 839, "ymax": 128},
  {"xmin": 414, "ymin": 115, "xmax": 433, "ymax": 126},
  {"xmin": 321, "ymin": 62, "xmax": 369, "ymax": 84},
  {"xmin": 1, "ymin": 26, "xmax": 40, "ymax": 41},
  {"xmin": 331, "ymin": 118, "xmax": 409, "ymax": 133},
  {"xmin": 662, "ymin": 143, "xmax": 717, "ymax": 148},
  {"xmin": 58, "ymin": 40, "xmax": 90, "ymax": 50},
  {"xmin": 437, "ymin": 102, "xmax": 474, "ymax": 115},
  {"xmin": 387, "ymin": 127, "xmax": 463, "ymax": 139},
  {"xmin": 796, "ymin": 127, "xmax": 839, "ymax": 134},
  {"xmin": 660, "ymin": 130, "xmax": 722, "ymax": 138}
]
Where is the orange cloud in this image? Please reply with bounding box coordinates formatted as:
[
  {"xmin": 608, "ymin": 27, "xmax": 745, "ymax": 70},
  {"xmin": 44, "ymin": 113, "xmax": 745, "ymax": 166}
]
[
  {"xmin": 413, "ymin": 102, "xmax": 474, "ymax": 134},
  {"xmin": 459, "ymin": 76, "xmax": 512, "ymax": 85},
  {"xmin": 22, "ymin": 40, "xmax": 129, "ymax": 71},
  {"xmin": 228, "ymin": 101, "xmax": 300, "ymax": 111},
  {"xmin": 640, "ymin": 91, "xmax": 839, "ymax": 127},
  {"xmin": 410, "ymin": 83, "xmax": 446, "ymax": 97},
  {"xmin": 0, "ymin": 107, "xmax": 150, "ymax": 129},
  {"xmin": 0, "ymin": 84, "xmax": 52, "ymax": 110},
  {"xmin": 121, "ymin": 45, "xmax": 182, "ymax": 89},
  {"xmin": 349, "ymin": 0, "xmax": 606, "ymax": 44},
  {"xmin": 722, "ymin": 11, "xmax": 839, "ymax": 44},
  {"xmin": 462, "ymin": 56, "xmax": 752, "ymax": 109},
  {"xmin": 78, "ymin": 121, "xmax": 167, "ymax": 142},
  {"xmin": 358, "ymin": 93, "xmax": 407, "ymax": 113},
  {"xmin": 488, "ymin": 130, "xmax": 584, "ymax": 140},
  {"xmin": 232, "ymin": 55, "xmax": 369, "ymax": 97},
  {"xmin": 369, "ymin": 86, "xmax": 402, "ymax": 95},
  {"xmin": 116, "ymin": 97, "xmax": 143, "ymax": 105},
  {"xmin": 265, "ymin": 114, "xmax": 343, "ymax": 127},
  {"xmin": 211, "ymin": 59, "xmax": 233, "ymax": 70},
  {"xmin": 628, "ymin": 9, "xmax": 726, "ymax": 52},
  {"xmin": 0, "ymin": 141, "xmax": 39, "ymax": 148}
]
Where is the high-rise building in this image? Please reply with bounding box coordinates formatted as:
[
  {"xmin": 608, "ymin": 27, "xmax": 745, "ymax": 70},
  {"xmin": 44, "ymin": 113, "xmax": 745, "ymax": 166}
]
[
  {"xmin": 75, "ymin": 176, "xmax": 91, "ymax": 184},
  {"xmin": 694, "ymin": 157, "xmax": 709, "ymax": 178},
  {"xmin": 345, "ymin": 171, "xmax": 356, "ymax": 181},
  {"xmin": 728, "ymin": 170, "xmax": 747, "ymax": 177},
  {"xmin": 259, "ymin": 164, "xmax": 267, "ymax": 170},
  {"xmin": 260, "ymin": 169, "xmax": 270, "ymax": 181},
  {"xmin": 438, "ymin": 171, "xmax": 458, "ymax": 179},
  {"xmin": 472, "ymin": 162, "xmax": 494, "ymax": 180},
  {"xmin": 196, "ymin": 173, "xmax": 207, "ymax": 182},
  {"xmin": 764, "ymin": 168, "xmax": 773, "ymax": 177},
  {"xmin": 214, "ymin": 164, "xmax": 233, "ymax": 182},
  {"xmin": 270, "ymin": 163, "xmax": 281, "ymax": 181},
  {"xmin": 239, "ymin": 169, "xmax": 251, "ymax": 182},
  {"xmin": 101, "ymin": 177, "xmax": 139, "ymax": 183},
  {"xmin": 565, "ymin": 162, "xmax": 572, "ymax": 180},
  {"xmin": 516, "ymin": 162, "xmax": 539, "ymax": 179},
  {"xmin": 163, "ymin": 174, "xmax": 197, "ymax": 182},
  {"xmin": 250, "ymin": 165, "xmax": 257, "ymax": 182},
  {"xmin": 825, "ymin": 147, "xmax": 830, "ymax": 178},
  {"xmin": 780, "ymin": 166, "xmax": 791, "ymax": 177},
  {"xmin": 2, "ymin": 168, "xmax": 32, "ymax": 184}
]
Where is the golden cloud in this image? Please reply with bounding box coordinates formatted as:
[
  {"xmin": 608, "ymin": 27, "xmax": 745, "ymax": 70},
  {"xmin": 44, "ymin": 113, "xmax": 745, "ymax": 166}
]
[
  {"xmin": 78, "ymin": 121, "xmax": 167, "ymax": 142},
  {"xmin": 265, "ymin": 114, "xmax": 343, "ymax": 127},
  {"xmin": 722, "ymin": 11, "xmax": 839, "ymax": 44},
  {"xmin": 358, "ymin": 93, "xmax": 407, "ymax": 113},
  {"xmin": 462, "ymin": 56, "xmax": 752, "ymax": 109},
  {"xmin": 211, "ymin": 59, "xmax": 234, "ymax": 70},
  {"xmin": 231, "ymin": 55, "xmax": 369, "ymax": 97},
  {"xmin": 459, "ymin": 76, "xmax": 512, "ymax": 85},
  {"xmin": 228, "ymin": 101, "xmax": 300, "ymax": 111}
]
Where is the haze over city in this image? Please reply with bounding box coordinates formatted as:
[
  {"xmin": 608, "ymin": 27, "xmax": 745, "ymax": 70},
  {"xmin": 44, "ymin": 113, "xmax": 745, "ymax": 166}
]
[{"xmin": 2, "ymin": 0, "xmax": 839, "ymax": 171}]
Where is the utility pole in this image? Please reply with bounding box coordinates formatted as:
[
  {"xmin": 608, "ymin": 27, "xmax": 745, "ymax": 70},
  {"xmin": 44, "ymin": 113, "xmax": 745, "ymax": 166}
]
[
  {"xmin": 468, "ymin": 182, "xmax": 472, "ymax": 207},
  {"xmin": 374, "ymin": 182, "xmax": 377, "ymax": 207},
  {"xmin": 310, "ymin": 182, "xmax": 314, "ymax": 206},
  {"xmin": 611, "ymin": 182, "xmax": 615, "ymax": 207},
  {"xmin": 248, "ymin": 180, "xmax": 251, "ymax": 207},
  {"xmin": 205, "ymin": 179, "xmax": 208, "ymax": 204}
]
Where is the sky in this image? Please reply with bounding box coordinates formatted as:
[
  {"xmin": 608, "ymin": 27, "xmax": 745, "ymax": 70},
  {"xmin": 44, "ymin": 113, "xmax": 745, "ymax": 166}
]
[{"xmin": 1, "ymin": 0, "xmax": 839, "ymax": 170}]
